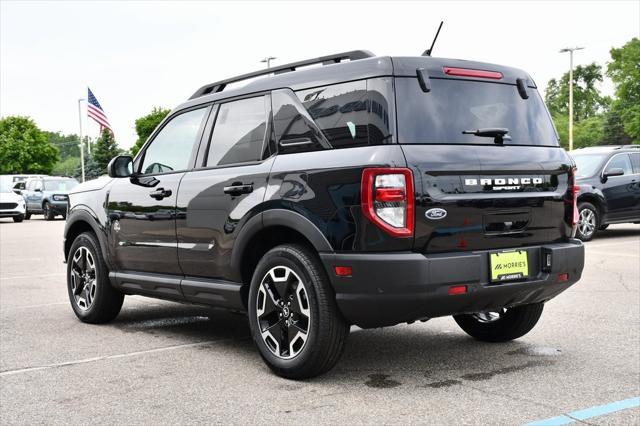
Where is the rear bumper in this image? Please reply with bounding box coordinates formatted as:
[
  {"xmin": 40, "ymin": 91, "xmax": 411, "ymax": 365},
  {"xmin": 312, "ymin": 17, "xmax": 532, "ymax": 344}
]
[{"xmin": 320, "ymin": 240, "xmax": 584, "ymax": 328}]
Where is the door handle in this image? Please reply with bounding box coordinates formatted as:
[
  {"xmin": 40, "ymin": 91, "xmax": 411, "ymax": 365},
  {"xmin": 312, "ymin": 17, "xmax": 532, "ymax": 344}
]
[
  {"xmin": 223, "ymin": 184, "xmax": 253, "ymax": 196},
  {"xmin": 149, "ymin": 188, "xmax": 172, "ymax": 200}
]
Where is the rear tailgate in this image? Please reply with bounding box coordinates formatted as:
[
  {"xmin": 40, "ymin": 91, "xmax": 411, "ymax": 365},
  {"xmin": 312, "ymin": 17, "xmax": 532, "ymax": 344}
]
[
  {"xmin": 393, "ymin": 58, "xmax": 574, "ymax": 253},
  {"xmin": 402, "ymin": 144, "xmax": 574, "ymax": 254}
]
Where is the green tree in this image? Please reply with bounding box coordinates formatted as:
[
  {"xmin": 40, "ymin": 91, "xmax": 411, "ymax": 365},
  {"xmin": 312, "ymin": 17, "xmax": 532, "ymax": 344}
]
[
  {"xmin": 45, "ymin": 131, "xmax": 80, "ymax": 160},
  {"xmin": 552, "ymin": 114, "xmax": 606, "ymax": 149},
  {"xmin": 89, "ymin": 129, "xmax": 121, "ymax": 178},
  {"xmin": 51, "ymin": 156, "xmax": 81, "ymax": 178},
  {"xmin": 0, "ymin": 116, "xmax": 59, "ymax": 174},
  {"xmin": 545, "ymin": 63, "xmax": 610, "ymax": 121},
  {"xmin": 607, "ymin": 38, "xmax": 640, "ymax": 142},
  {"xmin": 131, "ymin": 107, "xmax": 170, "ymax": 156}
]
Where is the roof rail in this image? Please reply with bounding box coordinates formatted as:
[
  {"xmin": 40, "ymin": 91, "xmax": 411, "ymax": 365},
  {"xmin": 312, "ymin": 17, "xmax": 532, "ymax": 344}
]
[
  {"xmin": 189, "ymin": 50, "xmax": 375, "ymax": 100},
  {"xmin": 615, "ymin": 144, "xmax": 640, "ymax": 149}
]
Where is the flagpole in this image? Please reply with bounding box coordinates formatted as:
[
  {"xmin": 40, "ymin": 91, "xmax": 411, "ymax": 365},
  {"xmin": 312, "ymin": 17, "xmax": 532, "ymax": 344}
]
[{"xmin": 78, "ymin": 97, "xmax": 85, "ymax": 182}]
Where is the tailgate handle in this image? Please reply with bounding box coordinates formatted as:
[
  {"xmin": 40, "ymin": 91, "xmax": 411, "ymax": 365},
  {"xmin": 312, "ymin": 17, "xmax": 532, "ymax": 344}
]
[{"xmin": 484, "ymin": 210, "xmax": 530, "ymax": 235}]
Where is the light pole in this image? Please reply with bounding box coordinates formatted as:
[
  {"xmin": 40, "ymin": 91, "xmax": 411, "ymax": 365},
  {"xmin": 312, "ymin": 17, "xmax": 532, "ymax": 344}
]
[
  {"xmin": 559, "ymin": 47, "xmax": 584, "ymax": 151},
  {"xmin": 260, "ymin": 56, "xmax": 276, "ymax": 69},
  {"xmin": 78, "ymin": 98, "xmax": 86, "ymax": 182}
]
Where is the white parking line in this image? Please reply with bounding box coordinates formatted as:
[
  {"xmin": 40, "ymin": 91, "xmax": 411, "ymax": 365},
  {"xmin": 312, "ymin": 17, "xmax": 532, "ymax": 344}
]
[
  {"xmin": 0, "ymin": 338, "xmax": 242, "ymax": 377},
  {"xmin": 1, "ymin": 302, "xmax": 68, "ymax": 310},
  {"xmin": 0, "ymin": 273, "xmax": 65, "ymax": 280}
]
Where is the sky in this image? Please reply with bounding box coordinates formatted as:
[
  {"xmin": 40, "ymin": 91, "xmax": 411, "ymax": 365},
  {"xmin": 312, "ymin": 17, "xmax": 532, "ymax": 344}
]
[{"xmin": 1, "ymin": 0, "xmax": 639, "ymax": 149}]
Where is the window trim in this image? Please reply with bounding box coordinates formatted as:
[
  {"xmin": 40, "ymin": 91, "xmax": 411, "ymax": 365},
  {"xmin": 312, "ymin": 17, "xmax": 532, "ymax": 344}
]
[
  {"xmin": 198, "ymin": 93, "xmax": 272, "ymax": 170},
  {"xmin": 601, "ymin": 153, "xmax": 637, "ymax": 179},
  {"xmin": 135, "ymin": 104, "xmax": 213, "ymax": 177}
]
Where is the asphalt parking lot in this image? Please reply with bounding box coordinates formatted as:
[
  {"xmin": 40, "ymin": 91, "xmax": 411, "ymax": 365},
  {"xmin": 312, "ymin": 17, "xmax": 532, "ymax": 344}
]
[{"xmin": 0, "ymin": 218, "xmax": 638, "ymax": 425}]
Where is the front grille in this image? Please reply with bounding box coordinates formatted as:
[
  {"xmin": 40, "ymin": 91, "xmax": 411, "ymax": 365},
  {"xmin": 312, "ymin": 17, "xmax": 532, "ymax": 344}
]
[{"xmin": 0, "ymin": 203, "xmax": 18, "ymax": 210}]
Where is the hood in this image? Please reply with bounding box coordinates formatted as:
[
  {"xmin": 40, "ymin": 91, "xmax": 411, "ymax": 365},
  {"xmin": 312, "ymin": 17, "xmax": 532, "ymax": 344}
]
[
  {"xmin": 69, "ymin": 175, "xmax": 113, "ymax": 194},
  {"xmin": 0, "ymin": 191, "xmax": 24, "ymax": 203}
]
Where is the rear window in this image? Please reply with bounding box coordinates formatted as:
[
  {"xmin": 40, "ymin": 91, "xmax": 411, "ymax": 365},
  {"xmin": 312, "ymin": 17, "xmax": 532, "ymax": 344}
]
[{"xmin": 396, "ymin": 78, "xmax": 559, "ymax": 146}]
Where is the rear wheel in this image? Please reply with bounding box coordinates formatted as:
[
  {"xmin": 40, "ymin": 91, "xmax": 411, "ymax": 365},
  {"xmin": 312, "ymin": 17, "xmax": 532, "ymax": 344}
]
[
  {"xmin": 67, "ymin": 232, "xmax": 124, "ymax": 323},
  {"xmin": 13, "ymin": 215, "xmax": 24, "ymax": 223},
  {"xmin": 248, "ymin": 244, "xmax": 349, "ymax": 379},
  {"xmin": 24, "ymin": 211, "xmax": 31, "ymax": 220},
  {"xmin": 453, "ymin": 303, "xmax": 544, "ymax": 343},
  {"xmin": 576, "ymin": 202, "xmax": 599, "ymax": 241},
  {"xmin": 43, "ymin": 202, "xmax": 55, "ymax": 221}
]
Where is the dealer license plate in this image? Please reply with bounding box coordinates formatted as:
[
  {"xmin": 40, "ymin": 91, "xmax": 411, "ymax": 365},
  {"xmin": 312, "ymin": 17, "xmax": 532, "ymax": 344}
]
[{"xmin": 490, "ymin": 250, "xmax": 529, "ymax": 282}]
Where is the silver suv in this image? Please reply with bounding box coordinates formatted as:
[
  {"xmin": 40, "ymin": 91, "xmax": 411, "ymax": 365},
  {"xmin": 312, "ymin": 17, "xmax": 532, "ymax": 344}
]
[{"xmin": 22, "ymin": 176, "xmax": 79, "ymax": 220}]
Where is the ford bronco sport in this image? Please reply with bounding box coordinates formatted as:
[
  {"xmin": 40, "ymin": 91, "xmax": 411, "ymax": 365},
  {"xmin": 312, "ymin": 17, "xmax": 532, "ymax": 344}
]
[{"xmin": 63, "ymin": 50, "xmax": 585, "ymax": 379}]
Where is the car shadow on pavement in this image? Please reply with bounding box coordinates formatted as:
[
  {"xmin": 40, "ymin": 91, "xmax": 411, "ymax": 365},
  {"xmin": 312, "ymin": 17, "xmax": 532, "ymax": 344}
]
[{"xmin": 107, "ymin": 301, "xmax": 552, "ymax": 384}]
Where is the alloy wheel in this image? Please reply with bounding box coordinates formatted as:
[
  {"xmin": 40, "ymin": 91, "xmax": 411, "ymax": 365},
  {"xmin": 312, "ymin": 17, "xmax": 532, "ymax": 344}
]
[
  {"xmin": 578, "ymin": 208, "xmax": 596, "ymax": 238},
  {"xmin": 70, "ymin": 246, "xmax": 97, "ymax": 310},
  {"xmin": 256, "ymin": 266, "xmax": 311, "ymax": 359}
]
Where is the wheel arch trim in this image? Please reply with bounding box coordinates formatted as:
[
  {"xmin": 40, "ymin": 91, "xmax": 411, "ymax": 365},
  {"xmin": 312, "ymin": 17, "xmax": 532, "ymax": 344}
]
[
  {"xmin": 230, "ymin": 209, "xmax": 333, "ymax": 272},
  {"xmin": 64, "ymin": 207, "xmax": 110, "ymax": 267}
]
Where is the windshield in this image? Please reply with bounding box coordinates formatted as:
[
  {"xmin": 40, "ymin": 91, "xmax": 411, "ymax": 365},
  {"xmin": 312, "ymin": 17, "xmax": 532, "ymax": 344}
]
[
  {"xmin": 396, "ymin": 78, "xmax": 559, "ymax": 146},
  {"xmin": 44, "ymin": 179, "xmax": 79, "ymax": 191},
  {"xmin": 572, "ymin": 154, "xmax": 606, "ymax": 178}
]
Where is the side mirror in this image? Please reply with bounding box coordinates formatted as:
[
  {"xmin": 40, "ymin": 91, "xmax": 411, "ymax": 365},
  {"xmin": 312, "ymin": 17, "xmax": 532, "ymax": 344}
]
[
  {"xmin": 13, "ymin": 189, "xmax": 22, "ymax": 195},
  {"xmin": 108, "ymin": 155, "xmax": 134, "ymax": 178},
  {"xmin": 602, "ymin": 167, "xmax": 624, "ymax": 181},
  {"xmin": 34, "ymin": 188, "xmax": 42, "ymax": 193}
]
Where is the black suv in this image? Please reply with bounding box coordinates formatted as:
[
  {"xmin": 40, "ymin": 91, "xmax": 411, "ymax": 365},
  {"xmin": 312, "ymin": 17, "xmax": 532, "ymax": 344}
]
[
  {"xmin": 570, "ymin": 145, "xmax": 640, "ymax": 241},
  {"xmin": 63, "ymin": 51, "xmax": 585, "ymax": 378}
]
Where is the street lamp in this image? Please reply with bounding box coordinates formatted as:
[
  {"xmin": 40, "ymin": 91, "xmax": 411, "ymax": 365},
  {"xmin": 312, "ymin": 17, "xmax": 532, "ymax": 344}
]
[
  {"xmin": 559, "ymin": 47, "xmax": 584, "ymax": 151},
  {"xmin": 260, "ymin": 56, "xmax": 276, "ymax": 69}
]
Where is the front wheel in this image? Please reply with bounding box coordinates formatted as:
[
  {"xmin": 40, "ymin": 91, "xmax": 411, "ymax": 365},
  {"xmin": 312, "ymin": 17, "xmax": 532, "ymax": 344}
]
[
  {"xmin": 248, "ymin": 244, "xmax": 350, "ymax": 379},
  {"xmin": 576, "ymin": 202, "xmax": 599, "ymax": 241},
  {"xmin": 43, "ymin": 202, "xmax": 55, "ymax": 221},
  {"xmin": 13, "ymin": 215, "xmax": 24, "ymax": 223},
  {"xmin": 453, "ymin": 303, "xmax": 544, "ymax": 343},
  {"xmin": 67, "ymin": 232, "xmax": 124, "ymax": 323}
]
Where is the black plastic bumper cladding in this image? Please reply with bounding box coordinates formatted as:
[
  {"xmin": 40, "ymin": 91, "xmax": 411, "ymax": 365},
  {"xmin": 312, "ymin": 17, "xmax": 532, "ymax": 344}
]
[{"xmin": 320, "ymin": 240, "xmax": 584, "ymax": 328}]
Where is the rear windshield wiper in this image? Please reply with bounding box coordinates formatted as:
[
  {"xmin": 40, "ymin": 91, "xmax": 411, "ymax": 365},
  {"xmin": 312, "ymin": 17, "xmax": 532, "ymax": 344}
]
[{"xmin": 462, "ymin": 128, "xmax": 511, "ymax": 144}]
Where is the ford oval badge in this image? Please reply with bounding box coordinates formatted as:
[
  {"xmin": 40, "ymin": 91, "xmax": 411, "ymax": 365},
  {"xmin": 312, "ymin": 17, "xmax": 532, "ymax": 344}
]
[{"xmin": 425, "ymin": 208, "xmax": 447, "ymax": 220}]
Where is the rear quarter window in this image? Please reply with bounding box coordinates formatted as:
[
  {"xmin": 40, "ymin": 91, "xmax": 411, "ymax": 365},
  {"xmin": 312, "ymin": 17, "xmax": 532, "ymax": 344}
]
[
  {"xmin": 293, "ymin": 78, "xmax": 395, "ymax": 149},
  {"xmin": 396, "ymin": 78, "xmax": 559, "ymax": 146}
]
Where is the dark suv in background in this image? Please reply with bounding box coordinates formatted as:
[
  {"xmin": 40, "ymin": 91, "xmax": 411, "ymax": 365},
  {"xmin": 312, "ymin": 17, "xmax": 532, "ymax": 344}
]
[
  {"xmin": 63, "ymin": 50, "xmax": 584, "ymax": 379},
  {"xmin": 571, "ymin": 145, "xmax": 640, "ymax": 241}
]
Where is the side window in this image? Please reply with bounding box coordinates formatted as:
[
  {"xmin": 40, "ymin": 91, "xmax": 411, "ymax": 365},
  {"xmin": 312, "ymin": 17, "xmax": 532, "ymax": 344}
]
[
  {"xmin": 140, "ymin": 107, "xmax": 208, "ymax": 175},
  {"xmin": 630, "ymin": 153, "xmax": 640, "ymax": 174},
  {"xmin": 206, "ymin": 96, "xmax": 267, "ymax": 166},
  {"xmin": 295, "ymin": 78, "xmax": 394, "ymax": 149},
  {"xmin": 605, "ymin": 154, "xmax": 633, "ymax": 175}
]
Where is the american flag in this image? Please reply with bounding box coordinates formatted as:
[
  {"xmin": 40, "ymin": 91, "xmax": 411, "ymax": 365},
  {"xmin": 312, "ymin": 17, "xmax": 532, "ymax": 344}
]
[{"xmin": 87, "ymin": 88, "xmax": 113, "ymax": 133}]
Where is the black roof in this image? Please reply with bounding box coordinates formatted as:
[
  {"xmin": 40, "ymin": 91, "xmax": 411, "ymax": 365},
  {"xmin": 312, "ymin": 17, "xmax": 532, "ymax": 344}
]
[{"xmin": 178, "ymin": 50, "xmax": 537, "ymax": 111}]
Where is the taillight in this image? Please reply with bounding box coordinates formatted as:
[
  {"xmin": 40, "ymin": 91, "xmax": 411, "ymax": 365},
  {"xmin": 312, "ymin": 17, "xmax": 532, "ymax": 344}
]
[
  {"xmin": 571, "ymin": 167, "xmax": 580, "ymax": 228},
  {"xmin": 361, "ymin": 168, "xmax": 414, "ymax": 238}
]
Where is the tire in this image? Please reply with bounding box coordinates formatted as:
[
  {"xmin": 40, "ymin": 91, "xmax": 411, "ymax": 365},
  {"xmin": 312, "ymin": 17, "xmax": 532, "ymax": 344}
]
[
  {"xmin": 13, "ymin": 215, "xmax": 24, "ymax": 223},
  {"xmin": 24, "ymin": 211, "xmax": 31, "ymax": 220},
  {"xmin": 248, "ymin": 244, "xmax": 350, "ymax": 379},
  {"xmin": 43, "ymin": 202, "xmax": 55, "ymax": 221},
  {"xmin": 576, "ymin": 202, "xmax": 599, "ymax": 241},
  {"xmin": 67, "ymin": 232, "xmax": 124, "ymax": 323},
  {"xmin": 599, "ymin": 224, "xmax": 609, "ymax": 231},
  {"xmin": 453, "ymin": 303, "xmax": 544, "ymax": 343}
]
